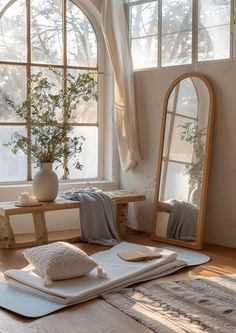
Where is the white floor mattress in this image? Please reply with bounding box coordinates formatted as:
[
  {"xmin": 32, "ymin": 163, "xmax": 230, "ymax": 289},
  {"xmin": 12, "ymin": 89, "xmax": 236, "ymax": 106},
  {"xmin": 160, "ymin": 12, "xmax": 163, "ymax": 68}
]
[{"xmin": 0, "ymin": 242, "xmax": 210, "ymax": 317}]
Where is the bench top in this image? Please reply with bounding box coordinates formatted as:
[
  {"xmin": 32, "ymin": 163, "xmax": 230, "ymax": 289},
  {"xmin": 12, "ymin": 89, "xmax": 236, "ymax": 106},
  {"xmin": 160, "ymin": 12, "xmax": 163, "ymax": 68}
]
[{"xmin": 0, "ymin": 190, "xmax": 146, "ymax": 216}]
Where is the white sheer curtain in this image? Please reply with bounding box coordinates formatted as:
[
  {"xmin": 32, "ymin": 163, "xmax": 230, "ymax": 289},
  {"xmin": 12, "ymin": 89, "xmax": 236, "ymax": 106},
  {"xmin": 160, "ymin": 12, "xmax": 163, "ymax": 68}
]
[{"xmin": 101, "ymin": 0, "xmax": 141, "ymax": 171}]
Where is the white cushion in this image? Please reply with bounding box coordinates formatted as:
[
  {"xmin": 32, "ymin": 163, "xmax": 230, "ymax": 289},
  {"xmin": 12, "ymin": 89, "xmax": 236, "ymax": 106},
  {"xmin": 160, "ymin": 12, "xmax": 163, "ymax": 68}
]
[{"xmin": 24, "ymin": 242, "xmax": 98, "ymax": 286}]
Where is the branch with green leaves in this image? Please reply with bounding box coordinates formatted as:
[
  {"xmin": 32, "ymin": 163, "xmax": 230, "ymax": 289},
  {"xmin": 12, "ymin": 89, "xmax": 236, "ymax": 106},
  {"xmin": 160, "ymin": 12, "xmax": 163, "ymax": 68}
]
[
  {"xmin": 4, "ymin": 68, "xmax": 97, "ymax": 174},
  {"xmin": 179, "ymin": 122, "xmax": 207, "ymax": 186}
]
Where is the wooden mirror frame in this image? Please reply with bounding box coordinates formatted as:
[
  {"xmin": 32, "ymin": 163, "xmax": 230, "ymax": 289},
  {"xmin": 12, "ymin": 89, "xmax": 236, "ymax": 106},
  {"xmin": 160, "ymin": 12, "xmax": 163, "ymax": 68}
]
[{"xmin": 151, "ymin": 73, "xmax": 215, "ymax": 250}]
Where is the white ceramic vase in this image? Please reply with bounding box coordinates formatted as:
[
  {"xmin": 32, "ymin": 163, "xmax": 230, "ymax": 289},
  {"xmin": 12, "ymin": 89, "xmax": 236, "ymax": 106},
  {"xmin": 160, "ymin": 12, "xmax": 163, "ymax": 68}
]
[
  {"xmin": 33, "ymin": 163, "xmax": 58, "ymax": 202},
  {"xmin": 190, "ymin": 183, "xmax": 201, "ymax": 206}
]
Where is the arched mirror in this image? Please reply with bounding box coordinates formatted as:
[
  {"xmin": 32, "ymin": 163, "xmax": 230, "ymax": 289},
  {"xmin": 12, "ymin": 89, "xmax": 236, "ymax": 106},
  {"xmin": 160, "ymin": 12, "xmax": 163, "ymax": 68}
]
[{"xmin": 152, "ymin": 73, "xmax": 214, "ymax": 250}]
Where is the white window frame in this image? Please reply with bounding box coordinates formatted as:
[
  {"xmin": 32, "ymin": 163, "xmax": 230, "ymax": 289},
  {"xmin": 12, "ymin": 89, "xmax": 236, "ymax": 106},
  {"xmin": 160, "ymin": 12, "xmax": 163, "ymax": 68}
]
[{"xmin": 125, "ymin": 0, "xmax": 234, "ymax": 70}]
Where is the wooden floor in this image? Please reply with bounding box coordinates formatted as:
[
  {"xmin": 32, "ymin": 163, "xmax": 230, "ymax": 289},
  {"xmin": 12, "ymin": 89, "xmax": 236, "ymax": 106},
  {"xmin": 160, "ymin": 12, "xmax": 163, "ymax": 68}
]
[{"xmin": 0, "ymin": 229, "xmax": 235, "ymax": 333}]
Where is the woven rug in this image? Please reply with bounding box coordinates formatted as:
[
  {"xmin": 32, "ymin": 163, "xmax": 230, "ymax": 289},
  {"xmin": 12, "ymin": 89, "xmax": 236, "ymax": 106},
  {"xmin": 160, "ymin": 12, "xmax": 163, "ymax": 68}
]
[{"xmin": 103, "ymin": 274, "xmax": 236, "ymax": 333}]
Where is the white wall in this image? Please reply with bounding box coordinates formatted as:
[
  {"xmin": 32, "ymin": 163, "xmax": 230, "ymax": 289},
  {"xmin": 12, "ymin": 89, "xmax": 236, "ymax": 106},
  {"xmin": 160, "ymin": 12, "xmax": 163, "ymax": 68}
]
[{"xmin": 121, "ymin": 60, "xmax": 236, "ymax": 248}]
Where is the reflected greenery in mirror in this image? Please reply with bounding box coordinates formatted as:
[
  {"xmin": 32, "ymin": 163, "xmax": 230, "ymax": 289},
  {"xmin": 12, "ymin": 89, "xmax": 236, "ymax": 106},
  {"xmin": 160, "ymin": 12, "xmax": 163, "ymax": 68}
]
[{"xmin": 180, "ymin": 122, "xmax": 207, "ymax": 187}]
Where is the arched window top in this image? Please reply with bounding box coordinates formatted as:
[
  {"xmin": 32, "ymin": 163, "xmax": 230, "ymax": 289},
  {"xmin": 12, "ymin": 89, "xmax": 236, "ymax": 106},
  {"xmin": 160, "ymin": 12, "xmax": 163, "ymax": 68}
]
[
  {"xmin": 66, "ymin": 0, "xmax": 97, "ymax": 67},
  {"xmin": 0, "ymin": 0, "xmax": 97, "ymax": 67}
]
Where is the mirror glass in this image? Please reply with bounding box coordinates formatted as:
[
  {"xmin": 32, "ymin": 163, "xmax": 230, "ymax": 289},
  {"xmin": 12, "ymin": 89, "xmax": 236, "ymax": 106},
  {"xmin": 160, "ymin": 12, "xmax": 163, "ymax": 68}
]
[{"xmin": 152, "ymin": 74, "xmax": 214, "ymax": 249}]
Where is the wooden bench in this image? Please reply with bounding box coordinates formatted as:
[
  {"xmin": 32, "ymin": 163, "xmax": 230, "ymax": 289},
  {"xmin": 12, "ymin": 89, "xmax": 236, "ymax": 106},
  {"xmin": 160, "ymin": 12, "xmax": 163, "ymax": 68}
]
[
  {"xmin": 0, "ymin": 190, "xmax": 146, "ymax": 248},
  {"xmin": 157, "ymin": 201, "xmax": 172, "ymax": 213}
]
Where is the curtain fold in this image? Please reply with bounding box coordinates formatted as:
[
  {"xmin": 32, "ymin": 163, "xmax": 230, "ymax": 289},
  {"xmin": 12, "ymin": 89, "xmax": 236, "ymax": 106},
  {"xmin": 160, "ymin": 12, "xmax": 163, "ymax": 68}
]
[{"xmin": 101, "ymin": 0, "xmax": 141, "ymax": 171}]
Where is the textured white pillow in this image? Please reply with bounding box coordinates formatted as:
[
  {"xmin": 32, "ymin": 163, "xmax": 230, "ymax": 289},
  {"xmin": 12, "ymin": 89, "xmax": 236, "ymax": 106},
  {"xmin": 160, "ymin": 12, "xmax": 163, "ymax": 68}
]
[{"xmin": 24, "ymin": 242, "xmax": 98, "ymax": 286}]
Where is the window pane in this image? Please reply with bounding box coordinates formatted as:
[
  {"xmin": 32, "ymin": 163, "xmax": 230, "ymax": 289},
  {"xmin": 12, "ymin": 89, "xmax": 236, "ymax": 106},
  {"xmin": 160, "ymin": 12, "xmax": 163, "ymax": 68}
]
[
  {"xmin": 162, "ymin": 0, "xmax": 192, "ymax": 67},
  {"xmin": 131, "ymin": 2, "xmax": 158, "ymax": 38},
  {"xmin": 199, "ymin": 0, "xmax": 230, "ymax": 28},
  {"xmin": 163, "ymin": 113, "xmax": 171, "ymax": 158},
  {"xmin": 31, "ymin": 0, "xmax": 63, "ymax": 64},
  {"xmin": 162, "ymin": 0, "xmax": 192, "ymax": 34},
  {"xmin": 162, "ymin": 31, "xmax": 192, "ymax": 67},
  {"xmin": 67, "ymin": 69, "xmax": 97, "ymax": 123},
  {"xmin": 159, "ymin": 160, "xmax": 166, "ymax": 200},
  {"xmin": 132, "ymin": 36, "xmax": 157, "ymax": 69},
  {"xmin": 167, "ymin": 88, "xmax": 176, "ymax": 112},
  {"xmin": 67, "ymin": 0, "xmax": 97, "ymax": 67},
  {"xmin": 31, "ymin": 66, "xmax": 63, "ymax": 122},
  {"xmin": 198, "ymin": 26, "xmax": 230, "ymax": 61},
  {"xmin": 0, "ymin": 126, "xmax": 27, "ymax": 181},
  {"xmin": 68, "ymin": 126, "xmax": 98, "ymax": 179},
  {"xmin": 164, "ymin": 162, "xmax": 190, "ymax": 201},
  {"xmin": 0, "ymin": 0, "xmax": 26, "ymax": 61},
  {"xmin": 0, "ymin": 65, "xmax": 26, "ymax": 122},
  {"xmin": 176, "ymin": 78, "xmax": 198, "ymax": 118},
  {"xmin": 169, "ymin": 116, "xmax": 195, "ymax": 163},
  {"xmin": 198, "ymin": 0, "xmax": 231, "ymax": 61},
  {"xmin": 33, "ymin": 128, "xmax": 98, "ymax": 179}
]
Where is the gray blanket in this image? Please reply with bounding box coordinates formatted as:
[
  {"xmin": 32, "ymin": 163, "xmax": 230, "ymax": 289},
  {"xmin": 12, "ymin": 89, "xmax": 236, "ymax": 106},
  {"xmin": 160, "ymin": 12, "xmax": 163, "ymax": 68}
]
[
  {"xmin": 167, "ymin": 200, "xmax": 199, "ymax": 241},
  {"xmin": 60, "ymin": 188, "xmax": 120, "ymax": 246}
]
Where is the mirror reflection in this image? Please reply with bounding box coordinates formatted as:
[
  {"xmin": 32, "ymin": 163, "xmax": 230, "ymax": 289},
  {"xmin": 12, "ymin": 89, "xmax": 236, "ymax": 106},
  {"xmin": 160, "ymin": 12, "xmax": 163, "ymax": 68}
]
[{"xmin": 153, "ymin": 74, "xmax": 213, "ymax": 249}]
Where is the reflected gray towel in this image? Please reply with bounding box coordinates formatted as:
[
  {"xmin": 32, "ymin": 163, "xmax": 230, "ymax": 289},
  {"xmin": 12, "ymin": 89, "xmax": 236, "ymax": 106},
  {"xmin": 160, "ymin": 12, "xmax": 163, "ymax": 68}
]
[
  {"xmin": 60, "ymin": 188, "xmax": 121, "ymax": 246},
  {"xmin": 167, "ymin": 200, "xmax": 199, "ymax": 241}
]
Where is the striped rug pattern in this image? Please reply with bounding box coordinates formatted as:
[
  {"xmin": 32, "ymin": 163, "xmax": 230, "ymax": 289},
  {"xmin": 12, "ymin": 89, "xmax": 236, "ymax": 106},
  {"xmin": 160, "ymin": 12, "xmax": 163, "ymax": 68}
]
[{"xmin": 103, "ymin": 274, "xmax": 236, "ymax": 333}]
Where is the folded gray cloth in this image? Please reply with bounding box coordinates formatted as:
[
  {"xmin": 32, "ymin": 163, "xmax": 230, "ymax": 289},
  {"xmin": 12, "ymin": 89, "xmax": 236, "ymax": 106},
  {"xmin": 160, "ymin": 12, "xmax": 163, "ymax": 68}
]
[
  {"xmin": 167, "ymin": 200, "xmax": 199, "ymax": 241},
  {"xmin": 60, "ymin": 188, "xmax": 121, "ymax": 246}
]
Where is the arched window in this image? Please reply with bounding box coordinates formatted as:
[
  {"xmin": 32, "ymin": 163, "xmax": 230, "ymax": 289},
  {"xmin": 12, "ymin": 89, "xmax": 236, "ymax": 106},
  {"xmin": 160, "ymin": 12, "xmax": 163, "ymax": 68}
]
[{"xmin": 0, "ymin": 0, "xmax": 100, "ymax": 182}]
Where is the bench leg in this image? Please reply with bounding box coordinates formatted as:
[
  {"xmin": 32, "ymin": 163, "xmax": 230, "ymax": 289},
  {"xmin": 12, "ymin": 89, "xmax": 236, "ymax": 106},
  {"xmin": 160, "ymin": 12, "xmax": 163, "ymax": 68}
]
[
  {"xmin": 116, "ymin": 203, "xmax": 128, "ymax": 237},
  {"xmin": 32, "ymin": 211, "xmax": 48, "ymax": 244},
  {"xmin": 0, "ymin": 215, "xmax": 16, "ymax": 248}
]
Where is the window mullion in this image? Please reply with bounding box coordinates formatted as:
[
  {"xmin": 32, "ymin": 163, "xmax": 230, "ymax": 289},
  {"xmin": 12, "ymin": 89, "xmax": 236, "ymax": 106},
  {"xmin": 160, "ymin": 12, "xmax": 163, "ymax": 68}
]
[
  {"xmin": 192, "ymin": 0, "xmax": 198, "ymax": 64},
  {"xmin": 231, "ymin": 0, "xmax": 235, "ymax": 59},
  {"xmin": 158, "ymin": 0, "xmax": 162, "ymax": 67},
  {"xmin": 0, "ymin": 60, "xmax": 97, "ymax": 71},
  {"xmin": 63, "ymin": 0, "xmax": 67, "ymax": 69},
  {"xmin": 128, "ymin": 0, "xmax": 157, "ymax": 5},
  {"xmin": 62, "ymin": 0, "xmax": 68, "ymax": 180},
  {"xmin": 163, "ymin": 158, "xmax": 192, "ymax": 166},
  {"xmin": 26, "ymin": 0, "xmax": 32, "ymax": 181}
]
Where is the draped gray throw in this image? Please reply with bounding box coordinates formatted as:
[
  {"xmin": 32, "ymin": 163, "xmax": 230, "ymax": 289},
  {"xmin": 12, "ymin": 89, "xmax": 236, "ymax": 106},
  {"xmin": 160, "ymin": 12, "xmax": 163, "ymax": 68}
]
[
  {"xmin": 60, "ymin": 188, "xmax": 121, "ymax": 246},
  {"xmin": 167, "ymin": 200, "xmax": 199, "ymax": 241}
]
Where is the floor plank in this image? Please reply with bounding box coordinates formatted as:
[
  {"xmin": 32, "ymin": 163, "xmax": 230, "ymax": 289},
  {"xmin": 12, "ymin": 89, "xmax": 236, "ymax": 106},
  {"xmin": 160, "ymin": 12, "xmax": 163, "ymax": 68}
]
[{"xmin": 0, "ymin": 229, "xmax": 235, "ymax": 333}]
